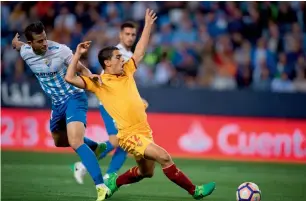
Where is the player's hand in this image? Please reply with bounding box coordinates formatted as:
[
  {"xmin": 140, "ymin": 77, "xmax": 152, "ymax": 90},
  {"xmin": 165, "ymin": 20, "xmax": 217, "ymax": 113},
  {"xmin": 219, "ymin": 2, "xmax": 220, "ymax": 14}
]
[
  {"xmin": 144, "ymin": 9, "xmax": 157, "ymax": 26},
  {"xmin": 76, "ymin": 41, "xmax": 91, "ymax": 55},
  {"xmin": 89, "ymin": 74, "xmax": 102, "ymax": 86},
  {"xmin": 12, "ymin": 33, "xmax": 20, "ymax": 49}
]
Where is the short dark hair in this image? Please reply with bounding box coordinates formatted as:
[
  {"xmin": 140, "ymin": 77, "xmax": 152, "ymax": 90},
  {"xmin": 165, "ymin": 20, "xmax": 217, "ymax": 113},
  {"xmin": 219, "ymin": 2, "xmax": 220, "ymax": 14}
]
[
  {"xmin": 120, "ymin": 21, "xmax": 136, "ymax": 31},
  {"xmin": 98, "ymin": 46, "xmax": 119, "ymax": 69},
  {"xmin": 24, "ymin": 21, "xmax": 45, "ymax": 41}
]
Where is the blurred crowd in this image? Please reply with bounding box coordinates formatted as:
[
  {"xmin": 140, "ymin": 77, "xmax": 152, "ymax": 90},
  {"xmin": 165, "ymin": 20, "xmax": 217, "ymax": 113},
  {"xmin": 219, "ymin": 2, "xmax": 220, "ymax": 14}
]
[{"xmin": 1, "ymin": 1, "xmax": 306, "ymax": 92}]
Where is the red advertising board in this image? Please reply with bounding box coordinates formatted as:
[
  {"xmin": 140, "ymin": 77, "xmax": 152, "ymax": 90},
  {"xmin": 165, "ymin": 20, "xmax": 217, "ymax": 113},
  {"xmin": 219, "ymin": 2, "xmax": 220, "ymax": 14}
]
[{"xmin": 1, "ymin": 108, "xmax": 306, "ymax": 163}]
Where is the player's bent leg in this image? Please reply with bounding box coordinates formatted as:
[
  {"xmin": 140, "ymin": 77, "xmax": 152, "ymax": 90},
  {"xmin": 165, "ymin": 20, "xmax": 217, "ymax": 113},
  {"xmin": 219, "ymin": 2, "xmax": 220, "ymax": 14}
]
[
  {"xmin": 105, "ymin": 158, "xmax": 155, "ymax": 198},
  {"xmin": 50, "ymin": 108, "xmax": 70, "ymax": 147},
  {"xmin": 99, "ymin": 135, "xmax": 117, "ymax": 159},
  {"xmin": 73, "ymin": 141, "xmax": 107, "ymax": 185},
  {"xmin": 84, "ymin": 137, "xmax": 98, "ymax": 152},
  {"xmin": 143, "ymin": 142, "xmax": 173, "ymax": 168},
  {"xmin": 143, "ymin": 142, "xmax": 216, "ymax": 199},
  {"xmin": 52, "ymin": 130, "xmax": 104, "ymax": 152},
  {"xmin": 67, "ymin": 121, "xmax": 110, "ymax": 200},
  {"xmin": 113, "ymin": 158, "xmax": 155, "ymax": 187},
  {"xmin": 108, "ymin": 134, "xmax": 119, "ymax": 146},
  {"xmin": 136, "ymin": 157, "xmax": 155, "ymax": 178},
  {"xmin": 50, "ymin": 111, "xmax": 101, "ymax": 151},
  {"xmin": 73, "ymin": 135, "xmax": 117, "ymax": 185},
  {"xmin": 72, "ymin": 141, "xmax": 107, "ymax": 185},
  {"xmin": 104, "ymin": 136, "xmax": 128, "ymax": 179},
  {"xmin": 51, "ymin": 131, "xmax": 70, "ymax": 147},
  {"xmin": 106, "ymin": 147, "xmax": 127, "ymax": 176},
  {"xmin": 105, "ymin": 135, "xmax": 155, "ymax": 198},
  {"xmin": 66, "ymin": 121, "xmax": 86, "ymax": 149}
]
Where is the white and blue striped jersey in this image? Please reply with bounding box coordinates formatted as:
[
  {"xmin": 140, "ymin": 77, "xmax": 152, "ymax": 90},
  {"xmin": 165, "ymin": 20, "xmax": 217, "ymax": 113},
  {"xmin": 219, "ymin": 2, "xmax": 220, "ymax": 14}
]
[
  {"xmin": 20, "ymin": 40, "xmax": 83, "ymax": 105},
  {"xmin": 116, "ymin": 43, "xmax": 133, "ymax": 62}
]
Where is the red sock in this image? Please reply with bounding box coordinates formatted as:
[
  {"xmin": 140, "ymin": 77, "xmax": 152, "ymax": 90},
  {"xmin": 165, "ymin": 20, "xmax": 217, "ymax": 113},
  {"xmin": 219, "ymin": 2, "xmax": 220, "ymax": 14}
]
[
  {"xmin": 163, "ymin": 164, "xmax": 196, "ymax": 195},
  {"xmin": 116, "ymin": 166, "xmax": 144, "ymax": 187}
]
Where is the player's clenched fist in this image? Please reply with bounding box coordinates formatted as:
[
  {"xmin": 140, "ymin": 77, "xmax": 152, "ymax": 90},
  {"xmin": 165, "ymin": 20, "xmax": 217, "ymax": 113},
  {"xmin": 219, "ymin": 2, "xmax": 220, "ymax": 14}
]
[
  {"xmin": 76, "ymin": 41, "xmax": 91, "ymax": 55},
  {"xmin": 12, "ymin": 33, "xmax": 20, "ymax": 48},
  {"xmin": 145, "ymin": 9, "xmax": 157, "ymax": 25}
]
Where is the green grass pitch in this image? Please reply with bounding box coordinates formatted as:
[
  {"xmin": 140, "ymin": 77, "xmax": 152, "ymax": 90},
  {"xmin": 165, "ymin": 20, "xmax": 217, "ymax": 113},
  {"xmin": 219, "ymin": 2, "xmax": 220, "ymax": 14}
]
[{"xmin": 1, "ymin": 151, "xmax": 306, "ymax": 201}]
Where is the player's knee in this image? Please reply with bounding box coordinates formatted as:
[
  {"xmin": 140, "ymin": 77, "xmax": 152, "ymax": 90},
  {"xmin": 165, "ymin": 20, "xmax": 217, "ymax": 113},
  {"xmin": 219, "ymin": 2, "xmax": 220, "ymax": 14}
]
[
  {"xmin": 157, "ymin": 150, "xmax": 173, "ymax": 166},
  {"xmin": 142, "ymin": 170, "xmax": 154, "ymax": 178},
  {"xmin": 68, "ymin": 138, "xmax": 84, "ymax": 150},
  {"xmin": 108, "ymin": 135, "xmax": 119, "ymax": 147},
  {"xmin": 66, "ymin": 122, "xmax": 85, "ymax": 149},
  {"xmin": 139, "ymin": 166, "xmax": 155, "ymax": 178}
]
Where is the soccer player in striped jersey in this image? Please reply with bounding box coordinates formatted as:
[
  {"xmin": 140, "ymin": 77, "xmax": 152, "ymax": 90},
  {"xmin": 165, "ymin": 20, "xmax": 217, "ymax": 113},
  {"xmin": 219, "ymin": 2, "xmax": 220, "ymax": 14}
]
[
  {"xmin": 73, "ymin": 22, "xmax": 149, "ymax": 185},
  {"xmin": 12, "ymin": 21, "xmax": 110, "ymax": 200}
]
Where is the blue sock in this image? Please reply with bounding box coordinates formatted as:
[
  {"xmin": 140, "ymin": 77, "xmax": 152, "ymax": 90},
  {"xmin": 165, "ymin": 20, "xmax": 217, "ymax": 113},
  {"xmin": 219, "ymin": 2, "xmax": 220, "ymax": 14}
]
[
  {"xmin": 75, "ymin": 144, "xmax": 104, "ymax": 185},
  {"xmin": 107, "ymin": 147, "xmax": 127, "ymax": 174},
  {"xmin": 83, "ymin": 137, "xmax": 98, "ymax": 151},
  {"xmin": 98, "ymin": 141, "xmax": 115, "ymax": 159}
]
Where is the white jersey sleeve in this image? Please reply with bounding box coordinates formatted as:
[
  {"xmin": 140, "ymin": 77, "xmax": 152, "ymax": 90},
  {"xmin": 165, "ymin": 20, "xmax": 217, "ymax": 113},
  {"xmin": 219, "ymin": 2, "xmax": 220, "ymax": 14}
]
[
  {"xmin": 116, "ymin": 43, "xmax": 133, "ymax": 62},
  {"xmin": 20, "ymin": 44, "xmax": 33, "ymax": 60},
  {"xmin": 59, "ymin": 44, "xmax": 73, "ymax": 66}
]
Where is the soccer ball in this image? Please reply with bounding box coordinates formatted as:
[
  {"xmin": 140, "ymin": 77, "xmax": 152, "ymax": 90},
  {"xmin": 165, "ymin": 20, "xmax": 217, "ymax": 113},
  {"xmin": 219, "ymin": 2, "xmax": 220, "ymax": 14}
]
[{"xmin": 236, "ymin": 182, "xmax": 261, "ymax": 201}]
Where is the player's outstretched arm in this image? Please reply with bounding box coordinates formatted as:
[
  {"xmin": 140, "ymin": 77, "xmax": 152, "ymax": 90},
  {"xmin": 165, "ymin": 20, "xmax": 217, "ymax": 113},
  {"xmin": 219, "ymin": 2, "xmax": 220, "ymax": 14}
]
[
  {"xmin": 132, "ymin": 9, "xmax": 157, "ymax": 65},
  {"xmin": 65, "ymin": 41, "xmax": 92, "ymax": 89},
  {"xmin": 76, "ymin": 60, "xmax": 92, "ymax": 76},
  {"xmin": 12, "ymin": 33, "xmax": 26, "ymax": 51},
  {"xmin": 66, "ymin": 41, "xmax": 102, "ymax": 90}
]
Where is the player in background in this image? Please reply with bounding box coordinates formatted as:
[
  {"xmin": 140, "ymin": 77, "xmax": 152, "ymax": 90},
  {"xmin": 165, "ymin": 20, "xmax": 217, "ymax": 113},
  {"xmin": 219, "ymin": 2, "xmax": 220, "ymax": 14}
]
[
  {"xmin": 12, "ymin": 22, "xmax": 110, "ymax": 201},
  {"xmin": 73, "ymin": 22, "xmax": 149, "ymax": 184},
  {"xmin": 65, "ymin": 9, "xmax": 216, "ymax": 200}
]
